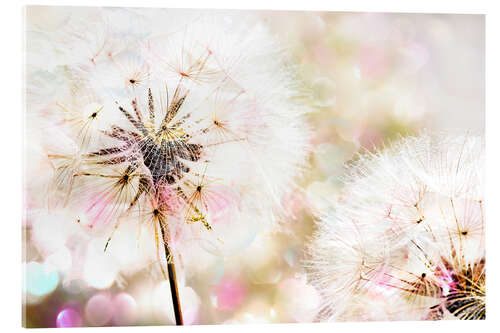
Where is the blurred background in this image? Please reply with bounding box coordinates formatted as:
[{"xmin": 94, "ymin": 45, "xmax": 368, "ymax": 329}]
[{"xmin": 23, "ymin": 9, "xmax": 484, "ymax": 327}]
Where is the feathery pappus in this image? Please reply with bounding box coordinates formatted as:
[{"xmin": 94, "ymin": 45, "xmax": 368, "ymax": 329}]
[
  {"xmin": 306, "ymin": 133, "xmax": 485, "ymax": 321},
  {"xmin": 25, "ymin": 7, "xmax": 311, "ymax": 281}
]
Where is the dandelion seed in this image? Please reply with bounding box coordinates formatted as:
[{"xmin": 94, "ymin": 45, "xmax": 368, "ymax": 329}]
[
  {"xmin": 306, "ymin": 133, "xmax": 485, "ymax": 321},
  {"xmin": 29, "ymin": 8, "xmax": 311, "ymax": 326}
]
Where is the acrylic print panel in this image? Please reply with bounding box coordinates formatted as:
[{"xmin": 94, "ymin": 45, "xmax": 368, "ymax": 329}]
[{"xmin": 23, "ymin": 5, "xmax": 484, "ymax": 327}]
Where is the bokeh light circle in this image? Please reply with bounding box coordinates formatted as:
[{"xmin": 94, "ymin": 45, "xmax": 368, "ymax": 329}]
[
  {"xmin": 153, "ymin": 282, "xmax": 201, "ymax": 325},
  {"xmin": 85, "ymin": 294, "xmax": 114, "ymax": 326},
  {"xmin": 112, "ymin": 293, "xmax": 137, "ymax": 326},
  {"xmin": 25, "ymin": 261, "xmax": 59, "ymax": 298},
  {"xmin": 211, "ymin": 276, "xmax": 247, "ymax": 312},
  {"xmin": 45, "ymin": 247, "xmax": 72, "ymax": 272},
  {"xmin": 56, "ymin": 308, "xmax": 83, "ymax": 328}
]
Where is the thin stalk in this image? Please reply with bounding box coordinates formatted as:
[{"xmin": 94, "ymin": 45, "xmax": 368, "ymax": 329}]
[{"xmin": 159, "ymin": 223, "xmax": 184, "ymax": 325}]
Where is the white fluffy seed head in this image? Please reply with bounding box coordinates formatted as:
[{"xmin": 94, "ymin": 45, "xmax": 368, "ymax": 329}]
[
  {"xmin": 26, "ymin": 7, "xmax": 311, "ymax": 277},
  {"xmin": 306, "ymin": 133, "xmax": 485, "ymax": 321}
]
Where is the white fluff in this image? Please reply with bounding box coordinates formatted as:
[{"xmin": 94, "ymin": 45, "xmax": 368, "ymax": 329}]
[
  {"xmin": 25, "ymin": 7, "xmax": 311, "ymax": 280},
  {"xmin": 307, "ymin": 133, "xmax": 485, "ymax": 321}
]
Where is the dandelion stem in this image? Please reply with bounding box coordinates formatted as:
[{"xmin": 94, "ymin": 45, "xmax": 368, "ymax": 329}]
[{"xmin": 159, "ymin": 222, "xmax": 184, "ymax": 325}]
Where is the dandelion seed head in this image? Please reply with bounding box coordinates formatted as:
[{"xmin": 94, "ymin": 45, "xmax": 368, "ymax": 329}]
[
  {"xmin": 27, "ymin": 8, "xmax": 310, "ymax": 281},
  {"xmin": 306, "ymin": 133, "xmax": 485, "ymax": 321}
]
